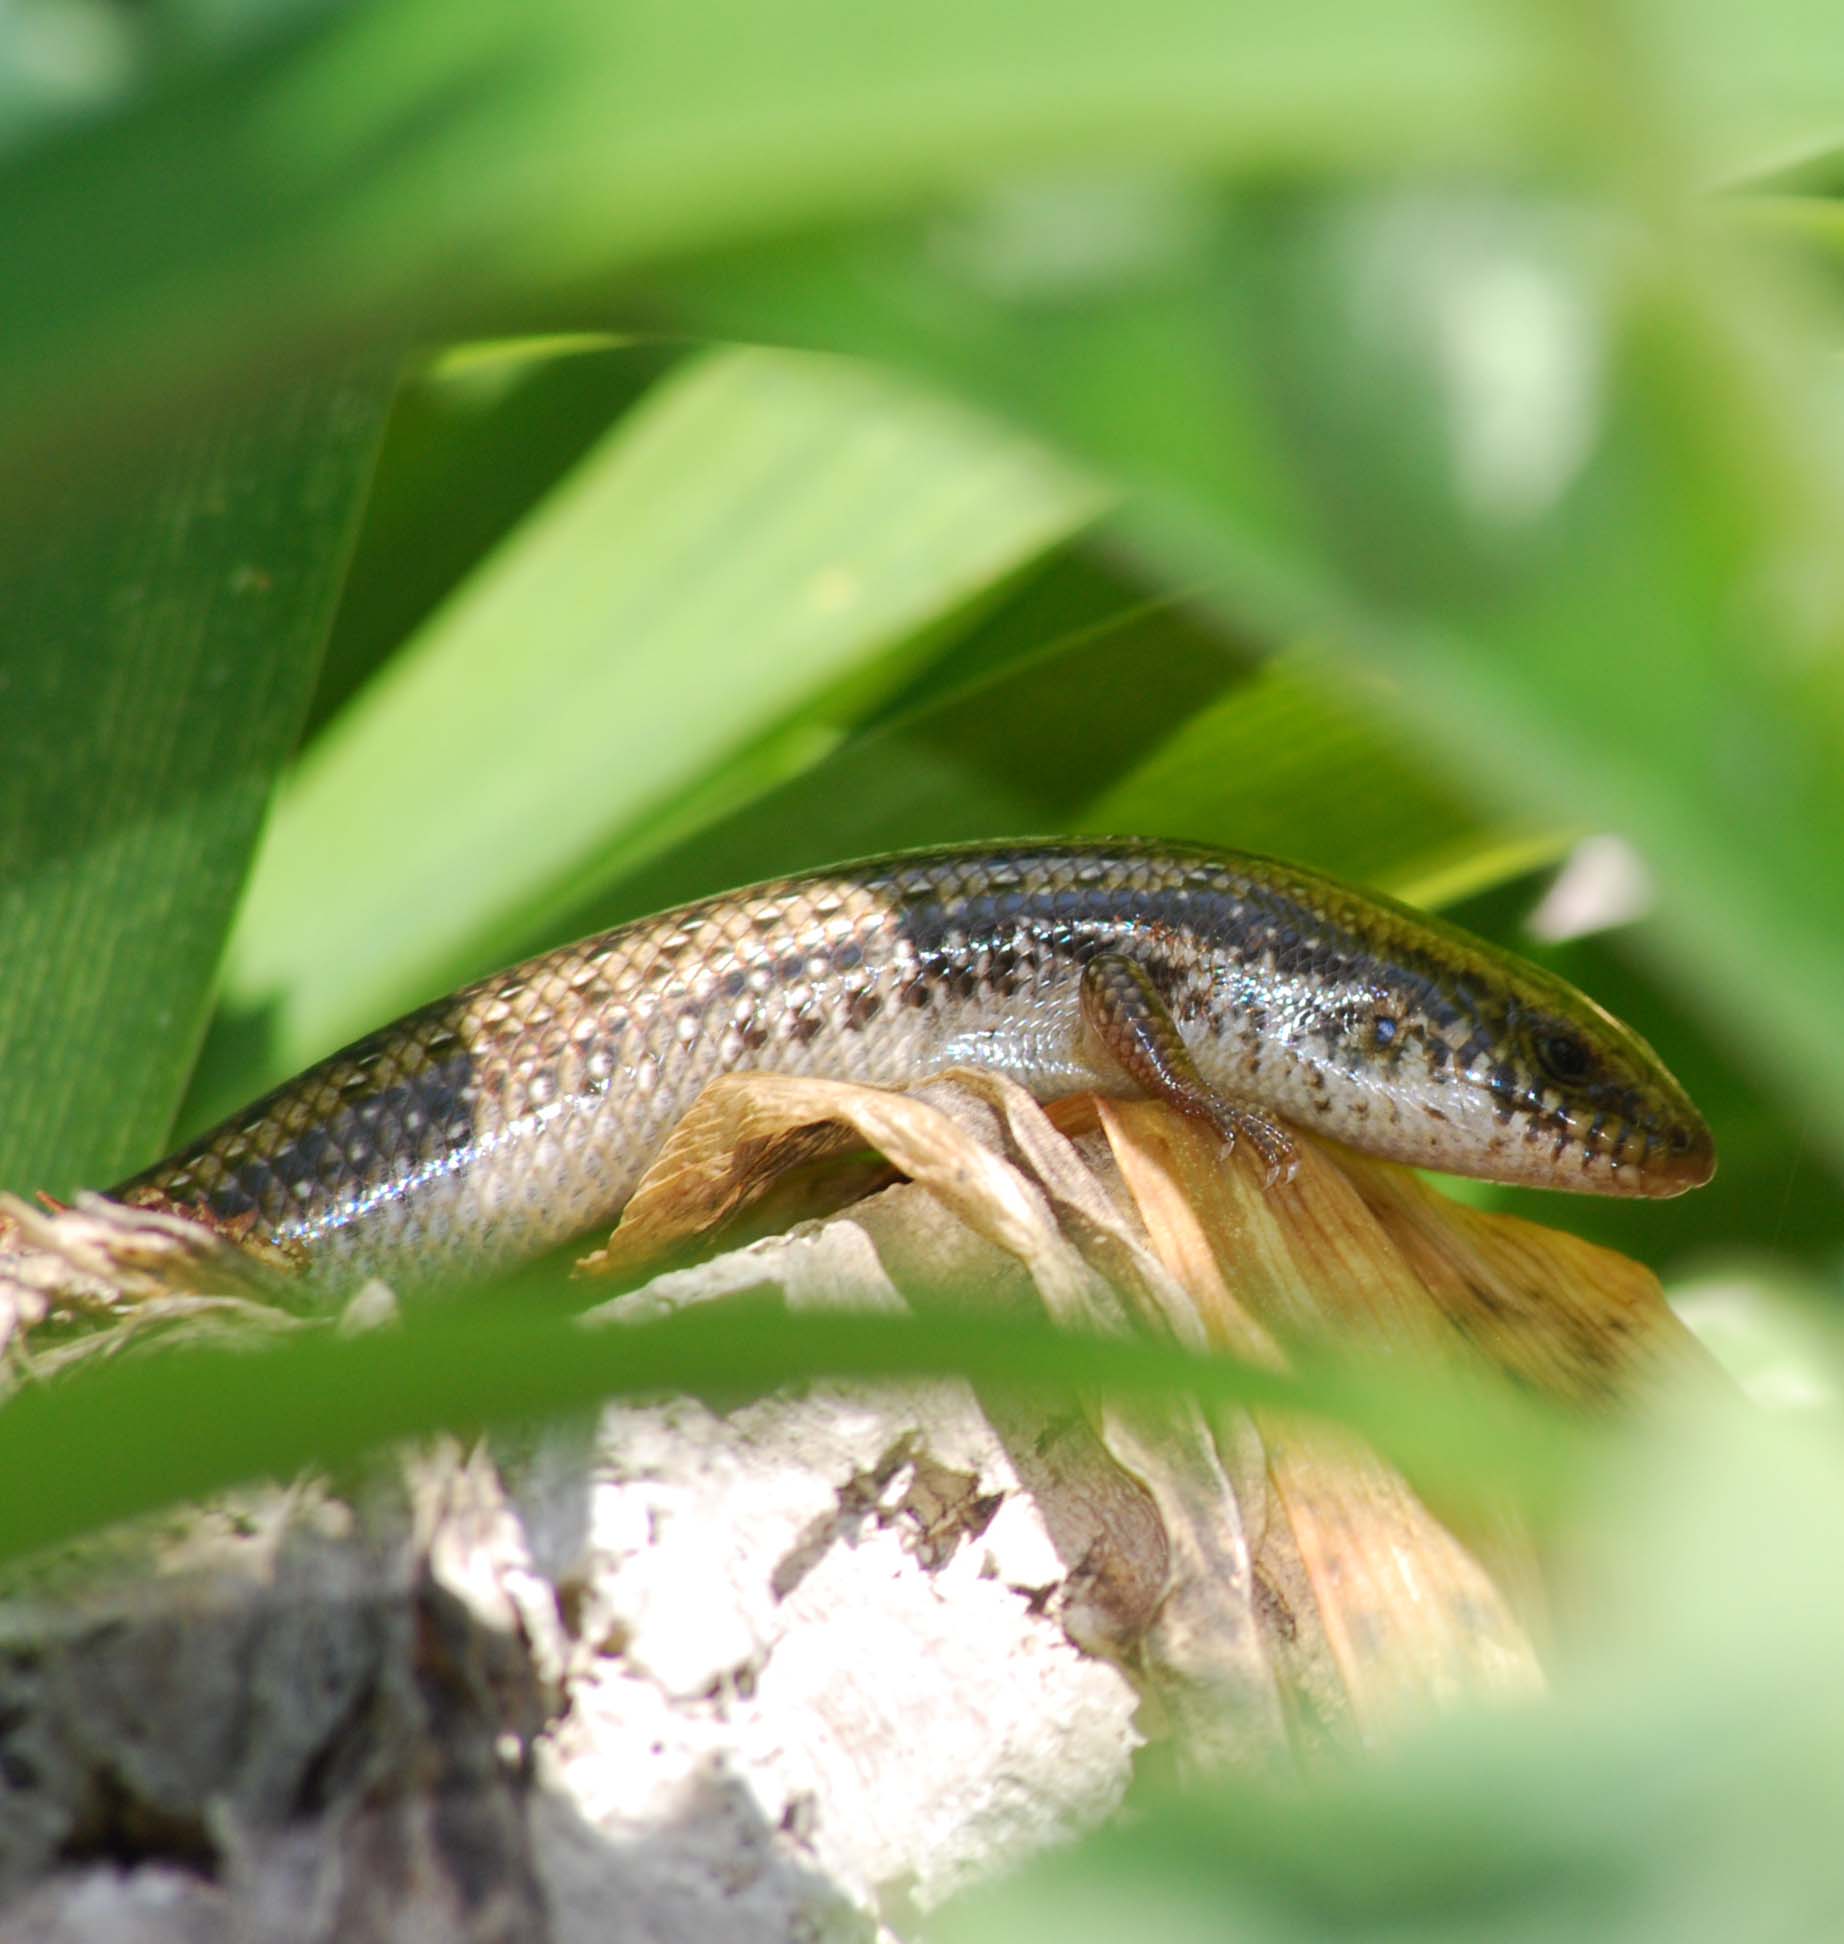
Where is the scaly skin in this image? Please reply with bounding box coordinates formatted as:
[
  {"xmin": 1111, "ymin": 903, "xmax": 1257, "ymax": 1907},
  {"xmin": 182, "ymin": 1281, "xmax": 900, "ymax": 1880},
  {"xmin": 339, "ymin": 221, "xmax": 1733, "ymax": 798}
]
[{"xmin": 113, "ymin": 840, "xmax": 1715, "ymax": 1286}]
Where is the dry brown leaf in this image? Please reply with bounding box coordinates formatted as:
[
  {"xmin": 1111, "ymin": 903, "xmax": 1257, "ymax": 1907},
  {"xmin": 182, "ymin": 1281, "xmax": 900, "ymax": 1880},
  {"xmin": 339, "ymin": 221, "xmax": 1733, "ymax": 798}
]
[
  {"xmin": 1253, "ymin": 1417, "xmax": 1542, "ymax": 1732},
  {"xmin": 1091, "ymin": 1101, "xmax": 1550, "ymax": 1737},
  {"xmin": 1345, "ymin": 1163, "xmax": 1716, "ymax": 1407},
  {"xmin": 1092, "ymin": 1100, "xmax": 1714, "ymax": 1406},
  {"xmin": 581, "ymin": 1072, "xmax": 1080, "ymax": 1288}
]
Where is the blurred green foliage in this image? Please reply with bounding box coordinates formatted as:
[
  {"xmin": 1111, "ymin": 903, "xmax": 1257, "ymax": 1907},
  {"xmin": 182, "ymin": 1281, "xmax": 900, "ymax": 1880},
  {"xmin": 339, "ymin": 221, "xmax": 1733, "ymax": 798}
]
[{"xmin": 2, "ymin": 0, "xmax": 1843, "ymax": 1936}]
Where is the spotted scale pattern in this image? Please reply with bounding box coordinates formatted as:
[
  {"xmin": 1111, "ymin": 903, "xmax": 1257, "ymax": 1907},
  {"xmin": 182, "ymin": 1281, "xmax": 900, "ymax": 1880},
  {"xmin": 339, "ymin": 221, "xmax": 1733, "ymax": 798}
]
[{"xmin": 113, "ymin": 841, "xmax": 1715, "ymax": 1287}]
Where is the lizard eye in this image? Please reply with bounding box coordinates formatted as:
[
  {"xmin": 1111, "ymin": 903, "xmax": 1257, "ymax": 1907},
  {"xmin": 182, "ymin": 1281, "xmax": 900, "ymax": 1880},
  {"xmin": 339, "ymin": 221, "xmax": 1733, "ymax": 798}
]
[{"xmin": 1536, "ymin": 1032, "xmax": 1592, "ymax": 1086}]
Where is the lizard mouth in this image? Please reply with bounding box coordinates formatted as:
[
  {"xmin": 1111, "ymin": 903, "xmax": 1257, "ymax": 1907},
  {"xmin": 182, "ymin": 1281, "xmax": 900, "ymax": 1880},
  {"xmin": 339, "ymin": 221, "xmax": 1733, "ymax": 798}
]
[
  {"xmin": 1645, "ymin": 1117, "xmax": 1718, "ymax": 1194},
  {"xmin": 1578, "ymin": 1112, "xmax": 1717, "ymax": 1197}
]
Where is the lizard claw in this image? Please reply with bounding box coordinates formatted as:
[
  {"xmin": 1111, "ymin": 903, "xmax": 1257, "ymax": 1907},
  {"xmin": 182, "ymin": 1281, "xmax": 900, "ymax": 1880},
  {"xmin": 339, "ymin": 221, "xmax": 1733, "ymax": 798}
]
[
  {"xmin": 1240, "ymin": 1114, "xmax": 1298, "ymax": 1189},
  {"xmin": 1201, "ymin": 1100, "xmax": 1297, "ymax": 1188}
]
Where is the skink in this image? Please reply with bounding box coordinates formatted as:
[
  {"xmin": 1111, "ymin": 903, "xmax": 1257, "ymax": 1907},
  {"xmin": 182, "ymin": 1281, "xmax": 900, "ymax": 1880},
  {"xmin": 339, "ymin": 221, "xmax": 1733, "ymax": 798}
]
[{"xmin": 114, "ymin": 840, "xmax": 1715, "ymax": 1287}]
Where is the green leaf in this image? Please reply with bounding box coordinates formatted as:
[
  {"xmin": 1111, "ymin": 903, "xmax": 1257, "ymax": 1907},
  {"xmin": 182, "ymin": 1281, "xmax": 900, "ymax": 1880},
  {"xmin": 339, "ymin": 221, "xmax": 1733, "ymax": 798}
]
[
  {"xmin": 1081, "ymin": 653, "xmax": 1567, "ymax": 907},
  {"xmin": 189, "ymin": 347, "xmax": 1100, "ymax": 1121},
  {"xmin": 0, "ymin": 0, "xmax": 1542, "ymax": 500},
  {"xmin": 10, "ymin": 0, "xmax": 1839, "ymax": 504},
  {"xmin": 0, "ymin": 363, "xmax": 391, "ymax": 1194},
  {"xmin": 0, "ymin": 1291, "xmax": 1581, "ymax": 1572}
]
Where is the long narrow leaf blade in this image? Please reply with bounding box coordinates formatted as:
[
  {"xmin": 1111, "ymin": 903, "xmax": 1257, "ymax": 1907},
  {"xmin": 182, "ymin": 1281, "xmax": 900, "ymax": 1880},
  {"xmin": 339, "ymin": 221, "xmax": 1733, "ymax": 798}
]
[
  {"xmin": 0, "ymin": 366, "xmax": 391, "ymax": 1193},
  {"xmin": 0, "ymin": 1296, "xmax": 1578, "ymax": 1572}
]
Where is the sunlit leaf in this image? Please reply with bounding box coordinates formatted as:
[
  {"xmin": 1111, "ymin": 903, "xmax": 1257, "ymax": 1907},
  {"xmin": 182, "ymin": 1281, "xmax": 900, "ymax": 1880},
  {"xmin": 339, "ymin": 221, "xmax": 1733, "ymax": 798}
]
[{"xmin": 307, "ymin": 336, "xmax": 681, "ymax": 739}]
